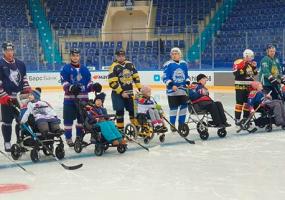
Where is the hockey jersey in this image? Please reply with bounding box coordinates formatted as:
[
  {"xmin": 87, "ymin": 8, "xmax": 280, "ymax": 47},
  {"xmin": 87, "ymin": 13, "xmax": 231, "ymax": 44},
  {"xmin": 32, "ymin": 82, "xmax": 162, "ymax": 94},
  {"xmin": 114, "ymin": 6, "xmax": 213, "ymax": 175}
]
[
  {"xmin": 162, "ymin": 59, "xmax": 190, "ymax": 96},
  {"xmin": 259, "ymin": 56, "xmax": 282, "ymax": 86},
  {"xmin": 247, "ymin": 90, "xmax": 269, "ymax": 112},
  {"xmin": 233, "ymin": 59, "xmax": 257, "ymax": 84},
  {"xmin": 108, "ymin": 60, "xmax": 141, "ymax": 94},
  {"xmin": 188, "ymin": 83, "xmax": 212, "ymax": 103},
  {"xmin": 0, "ymin": 57, "xmax": 31, "ymax": 101},
  {"xmin": 20, "ymin": 100, "xmax": 59, "ymax": 123},
  {"xmin": 60, "ymin": 63, "xmax": 93, "ymax": 105}
]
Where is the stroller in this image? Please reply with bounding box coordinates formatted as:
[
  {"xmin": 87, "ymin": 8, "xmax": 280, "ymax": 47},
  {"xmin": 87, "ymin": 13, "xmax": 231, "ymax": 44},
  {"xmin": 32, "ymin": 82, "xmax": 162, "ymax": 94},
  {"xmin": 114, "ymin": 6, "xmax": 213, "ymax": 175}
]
[
  {"xmin": 124, "ymin": 92, "xmax": 167, "ymax": 144},
  {"xmin": 10, "ymin": 92, "xmax": 65, "ymax": 163},
  {"xmin": 73, "ymin": 97, "xmax": 127, "ymax": 156},
  {"xmin": 184, "ymin": 99, "xmax": 227, "ymax": 140}
]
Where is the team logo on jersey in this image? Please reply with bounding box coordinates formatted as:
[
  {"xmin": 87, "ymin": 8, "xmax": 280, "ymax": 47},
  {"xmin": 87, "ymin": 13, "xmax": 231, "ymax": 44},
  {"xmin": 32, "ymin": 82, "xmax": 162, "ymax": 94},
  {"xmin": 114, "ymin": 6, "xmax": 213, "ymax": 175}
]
[
  {"xmin": 9, "ymin": 69, "xmax": 21, "ymax": 86},
  {"xmin": 271, "ymin": 66, "xmax": 279, "ymax": 77},
  {"xmin": 172, "ymin": 68, "xmax": 185, "ymax": 83},
  {"xmin": 119, "ymin": 69, "xmax": 133, "ymax": 85}
]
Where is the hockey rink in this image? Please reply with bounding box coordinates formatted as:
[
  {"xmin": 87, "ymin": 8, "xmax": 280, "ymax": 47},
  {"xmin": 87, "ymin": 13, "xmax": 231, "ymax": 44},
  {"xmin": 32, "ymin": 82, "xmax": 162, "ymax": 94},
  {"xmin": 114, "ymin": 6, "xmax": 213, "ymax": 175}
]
[{"xmin": 1, "ymin": 89, "xmax": 285, "ymax": 200}]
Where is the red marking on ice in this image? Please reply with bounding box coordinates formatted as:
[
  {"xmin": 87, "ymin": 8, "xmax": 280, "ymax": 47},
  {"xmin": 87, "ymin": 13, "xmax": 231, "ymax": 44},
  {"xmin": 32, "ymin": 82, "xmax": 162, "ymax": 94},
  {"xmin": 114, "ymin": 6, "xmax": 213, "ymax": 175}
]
[{"xmin": 0, "ymin": 183, "xmax": 29, "ymax": 194}]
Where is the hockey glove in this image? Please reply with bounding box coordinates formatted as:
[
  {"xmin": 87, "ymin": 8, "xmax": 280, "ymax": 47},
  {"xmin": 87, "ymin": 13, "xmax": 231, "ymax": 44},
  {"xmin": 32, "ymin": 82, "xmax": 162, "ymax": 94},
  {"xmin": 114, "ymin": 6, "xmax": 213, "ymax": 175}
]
[
  {"xmin": 0, "ymin": 95, "xmax": 11, "ymax": 105},
  {"xmin": 281, "ymin": 75, "xmax": 285, "ymax": 84},
  {"xmin": 92, "ymin": 82, "xmax": 102, "ymax": 93},
  {"xmin": 268, "ymin": 75, "xmax": 280, "ymax": 86},
  {"xmin": 69, "ymin": 84, "xmax": 82, "ymax": 96}
]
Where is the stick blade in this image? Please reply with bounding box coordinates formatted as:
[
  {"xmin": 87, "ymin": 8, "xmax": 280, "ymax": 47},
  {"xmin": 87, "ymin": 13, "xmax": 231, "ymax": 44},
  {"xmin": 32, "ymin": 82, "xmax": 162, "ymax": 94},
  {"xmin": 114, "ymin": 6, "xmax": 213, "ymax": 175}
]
[
  {"xmin": 184, "ymin": 138, "xmax": 195, "ymax": 144},
  {"xmin": 61, "ymin": 163, "xmax": 83, "ymax": 170}
]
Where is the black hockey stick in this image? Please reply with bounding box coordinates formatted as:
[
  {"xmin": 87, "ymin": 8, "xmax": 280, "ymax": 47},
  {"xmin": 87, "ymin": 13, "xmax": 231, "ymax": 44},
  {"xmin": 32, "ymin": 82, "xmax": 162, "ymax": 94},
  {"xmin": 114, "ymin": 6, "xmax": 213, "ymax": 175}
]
[
  {"xmin": 151, "ymin": 97, "xmax": 195, "ymax": 144},
  {"xmin": 162, "ymin": 116, "xmax": 195, "ymax": 144},
  {"xmin": 0, "ymin": 150, "xmax": 32, "ymax": 174},
  {"xmin": 123, "ymin": 134, "xmax": 149, "ymax": 152},
  {"xmin": 22, "ymin": 124, "xmax": 83, "ymax": 170}
]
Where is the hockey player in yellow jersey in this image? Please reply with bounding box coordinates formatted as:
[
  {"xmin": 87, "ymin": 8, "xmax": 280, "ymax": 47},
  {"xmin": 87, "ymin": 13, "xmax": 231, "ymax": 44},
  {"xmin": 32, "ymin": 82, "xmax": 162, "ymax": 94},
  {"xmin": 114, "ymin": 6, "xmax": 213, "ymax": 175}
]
[{"xmin": 108, "ymin": 49, "xmax": 142, "ymax": 130}]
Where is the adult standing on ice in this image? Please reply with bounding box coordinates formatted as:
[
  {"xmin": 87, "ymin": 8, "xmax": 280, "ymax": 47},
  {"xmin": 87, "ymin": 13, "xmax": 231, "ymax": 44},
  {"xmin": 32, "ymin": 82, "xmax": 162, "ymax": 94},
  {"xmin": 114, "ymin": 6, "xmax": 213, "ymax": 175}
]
[
  {"xmin": 60, "ymin": 48, "xmax": 102, "ymax": 147},
  {"xmin": 162, "ymin": 47, "xmax": 190, "ymax": 132},
  {"xmin": 0, "ymin": 42, "xmax": 31, "ymax": 152}
]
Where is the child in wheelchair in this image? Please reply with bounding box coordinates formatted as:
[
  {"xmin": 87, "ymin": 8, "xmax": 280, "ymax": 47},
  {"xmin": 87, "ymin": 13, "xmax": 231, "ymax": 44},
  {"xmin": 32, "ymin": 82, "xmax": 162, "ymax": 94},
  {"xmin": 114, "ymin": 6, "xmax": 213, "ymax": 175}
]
[
  {"xmin": 137, "ymin": 85, "xmax": 168, "ymax": 133},
  {"xmin": 20, "ymin": 88, "xmax": 63, "ymax": 136},
  {"xmin": 247, "ymin": 81, "xmax": 285, "ymax": 130},
  {"xmin": 86, "ymin": 92, "xmax": 126, "ymax": 146}
]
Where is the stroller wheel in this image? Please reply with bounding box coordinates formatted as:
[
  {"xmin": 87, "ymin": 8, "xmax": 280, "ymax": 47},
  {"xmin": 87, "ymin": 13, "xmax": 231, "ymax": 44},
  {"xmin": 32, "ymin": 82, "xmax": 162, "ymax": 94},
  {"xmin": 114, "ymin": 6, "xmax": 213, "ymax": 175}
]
[
  {"xmin": 43, "ymin": 144, "xmax": 54, "ymax": 156},
  {"xmin": 265, "ymin": 125, "xmax": 272, "ymax": 132},
  {"xmin": 124, "ymin": 124, "xmax": 138, "ymax": 139},
  {"xmin": 55, "ymin": 145, "xmax": 65, "ymax": 160},
  {"xmin": 117, "ymin": 144, "xmax": 127, "ymax": 154},
  {"xmin": 197, "ymin": 122, "xmax": 208, "ymax": 134},
  {"xmin": 199, "ymin": 131, "xmax": 209, "ymax": 140},
  {"xmin": 30, "ymin": 148, "xmax": 40, "ymax": 163},
  {"xmin": 94, "ymin": 144, "xmax": 104, "ymax": 156},
  {"xmin": 178, "ymin": 123, "xmax": 190, "ymax": 138},
  {"xmin": 159, "ymin": 134, "xmax": 165, "ymax": 143},
  {"xmin": 11, "ymin": 144, "xmax": 22, "ymax": 160},
  {"xmin": 143, "ymin": 137, "xmax": 150, "ymax": 144},
  {"xmin": 74, "ymin": 138, "xmax": 83, "ymax": 153},
  {"xmin": 217, "ymin": 128, "xmax": 227, "ymax": 138}
]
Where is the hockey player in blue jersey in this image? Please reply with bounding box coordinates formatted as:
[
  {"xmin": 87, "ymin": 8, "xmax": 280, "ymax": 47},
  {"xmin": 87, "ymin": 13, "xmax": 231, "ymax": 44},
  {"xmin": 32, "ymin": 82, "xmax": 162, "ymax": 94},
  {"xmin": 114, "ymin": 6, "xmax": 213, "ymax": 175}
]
[
  {"xmin": 0, "ymin": 42, "xmax": 31, "ymax": 152},
  {"xmin": 162, "ymin": 47, "xmax": 190, "ymax": 132},
  {"xmin": 60, "ymin": 48, "xmax": 102, "ymax": 147}
]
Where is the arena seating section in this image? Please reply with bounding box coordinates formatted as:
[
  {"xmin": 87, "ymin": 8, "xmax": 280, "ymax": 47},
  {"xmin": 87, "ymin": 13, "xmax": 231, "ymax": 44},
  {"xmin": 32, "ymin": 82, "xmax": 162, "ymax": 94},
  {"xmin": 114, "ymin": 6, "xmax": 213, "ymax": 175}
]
[
  {"xmin": 202, "ymin": 0, "xmax": 285, "ymax": 68},
  {"xmin": 1, "ymin": 0, "xmax": 285, "ymax": 70},
  {"xmin": 0, "ymin": 0, "xmax": 39, "ymax": 70}
]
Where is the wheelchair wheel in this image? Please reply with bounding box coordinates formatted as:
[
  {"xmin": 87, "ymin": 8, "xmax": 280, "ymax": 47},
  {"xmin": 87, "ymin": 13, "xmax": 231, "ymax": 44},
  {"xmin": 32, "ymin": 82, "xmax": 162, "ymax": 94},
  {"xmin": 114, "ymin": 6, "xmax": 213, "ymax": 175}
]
[
  {"xmin": 124, "ymin": 123, "xmax": 137, "ymax": 139},
  {"xmin": 197, "ymin": 121, "xmax": 208, "ymax": 134},
  {"xmin": 55, "ymin": 145, "xmax": 65, "ymax": 160},
  {"xmin": 117, "ymin": 144, "xmax": 127, "ymax": 154},
  {"xmin": 265, "ymin": 125, "xmax": 272, "ymax": 132},
  {"xmin": 159, "ymin": 134, "xmax": 165, "ymax": 143},
  {"xmin": 178, "ymin": 123, "xmax": 189, "ymax": 138},
  {"xmin": 217, "ymin": 128, "xmax": 227, "ymax": 138},
  {"xmin": 143, "ymin": 137, "xmax": 151, "ymax": 144},
  {"xmin": 74, "ymin": 137, "xmax": 83, "ymax": 153},
  {"xmin": 43, "ymin": 144, "xmax": 54, "ymax": 156},
  {"xmin": 30, "ymin": 148, "xmax": 40, "ymax": 163},
  {"xmin": 11, "ymin": 144, "xmax": 22, "ymax": 160},
  {"xmin": 199, "ymin": 131, "xmax": 209, "ymax": 140},
  {"xmin": 94, "ymin": 144, "xmax": 104, "ymax": 156}
]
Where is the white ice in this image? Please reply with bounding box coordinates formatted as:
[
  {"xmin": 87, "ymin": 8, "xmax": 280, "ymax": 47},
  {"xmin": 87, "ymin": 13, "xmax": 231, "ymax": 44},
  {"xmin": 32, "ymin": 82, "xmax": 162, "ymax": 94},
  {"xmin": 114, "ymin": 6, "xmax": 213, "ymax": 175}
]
[{"xmin": 1, "ymin": 89, "xmax": 285, "ymax": 200}]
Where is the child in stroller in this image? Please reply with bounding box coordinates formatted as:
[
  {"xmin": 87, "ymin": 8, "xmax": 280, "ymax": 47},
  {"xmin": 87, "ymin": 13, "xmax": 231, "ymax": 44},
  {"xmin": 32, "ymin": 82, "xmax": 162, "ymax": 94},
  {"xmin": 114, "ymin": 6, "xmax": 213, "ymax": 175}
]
[
  {"xmin": 246, "ymin": 81, "xmax": 285, "ymax": 130},
  {"xmin": 10, "ymin": 88, "xmax": 65, "ymax": 162},
  {"xmin": 73, "ymin": 92, "xmax": 127, "ymax": 156}
]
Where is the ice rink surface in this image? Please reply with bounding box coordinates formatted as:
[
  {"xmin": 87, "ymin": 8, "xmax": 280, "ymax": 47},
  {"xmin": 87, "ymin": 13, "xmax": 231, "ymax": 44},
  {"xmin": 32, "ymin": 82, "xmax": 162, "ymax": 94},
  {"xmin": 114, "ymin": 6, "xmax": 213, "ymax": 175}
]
[{"xmin": 1, "ymin": 89, "xmax": 285, "ymax": 200}]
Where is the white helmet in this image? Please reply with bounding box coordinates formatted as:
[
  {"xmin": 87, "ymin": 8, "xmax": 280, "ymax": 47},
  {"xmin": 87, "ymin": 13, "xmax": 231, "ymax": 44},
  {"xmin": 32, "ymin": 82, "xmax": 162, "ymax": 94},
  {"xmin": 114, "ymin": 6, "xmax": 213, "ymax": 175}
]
[
  {"xmin": 170, "ymin": 47, "xmax": 182, "ymax": 57},
  {"xmin": 243, "ymin": 49, "xmax": 254, "ymax": 59}
]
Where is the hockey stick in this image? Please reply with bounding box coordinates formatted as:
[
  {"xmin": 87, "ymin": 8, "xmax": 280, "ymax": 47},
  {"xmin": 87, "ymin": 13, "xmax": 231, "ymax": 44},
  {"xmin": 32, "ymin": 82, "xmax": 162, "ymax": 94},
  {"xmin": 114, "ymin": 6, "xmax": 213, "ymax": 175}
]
[
  {"xmin": 151, "ymin": 97, "xmax": 195, "ymax": 144},
  {"xmin": 162, "ymin": 116, "xmax": 195, "ymax": 144},
  {"xmin": 22, "ymin": 124, "xmax": 83, "ymax": 170},
  {"xmin": 0, "ymin": 150, "xmax": 32, "ymax": 174},
  {"xmin": 123, "ymin": 134, "xmax": 149, "ymax": 152}
]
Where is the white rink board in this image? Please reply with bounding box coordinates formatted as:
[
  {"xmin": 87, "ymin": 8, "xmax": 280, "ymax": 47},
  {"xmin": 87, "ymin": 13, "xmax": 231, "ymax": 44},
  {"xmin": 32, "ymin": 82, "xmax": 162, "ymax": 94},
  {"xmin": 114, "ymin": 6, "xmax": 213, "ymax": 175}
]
[{"xmin": 27, "ymin": 71, "xmax": 214, "ymax": 87}]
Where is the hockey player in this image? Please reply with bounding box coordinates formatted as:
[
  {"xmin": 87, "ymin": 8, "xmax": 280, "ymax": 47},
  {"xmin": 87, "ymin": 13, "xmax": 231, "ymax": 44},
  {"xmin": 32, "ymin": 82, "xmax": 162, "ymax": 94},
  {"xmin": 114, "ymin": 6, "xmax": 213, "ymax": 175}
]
[
  {"xmin": 233, "ymin": 49, "xmax": 258, "ymax": 125},
  {"xmin": 60, "ymin": 48, "xmax": 102, "ymax": 147},
  {"xmin": 162, "ymin": 47, "xmax": 190, "ymax": 131},
  {"xmin": 0, "ymin": 42, "xmax": 31, "ymax": 152},
  {"xmin": 108, "ymin": 49, "xmax": 142, "ymax": 131},
  {"xmin": 259, "ymin": 44, "xmax": 285, "ymax": 100}
]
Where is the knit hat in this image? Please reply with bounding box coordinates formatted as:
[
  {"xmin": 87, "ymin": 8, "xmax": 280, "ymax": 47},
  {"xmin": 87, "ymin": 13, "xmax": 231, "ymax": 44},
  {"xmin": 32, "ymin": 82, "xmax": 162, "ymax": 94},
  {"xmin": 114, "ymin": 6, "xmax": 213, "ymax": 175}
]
[
  {"xmin": 196, "ymin": 74, "xmax": 207, "ymax": 82},
  {"xmin": 94, "ymin": 92, "xmax": 106, "ymax": 103},
  {"xmin": 250, "ymin": 81, "xmax": 261, "ymax": 90},
  {"xmin": 32, "ymin": 88, "xmax": 41, "ymax": 101}
]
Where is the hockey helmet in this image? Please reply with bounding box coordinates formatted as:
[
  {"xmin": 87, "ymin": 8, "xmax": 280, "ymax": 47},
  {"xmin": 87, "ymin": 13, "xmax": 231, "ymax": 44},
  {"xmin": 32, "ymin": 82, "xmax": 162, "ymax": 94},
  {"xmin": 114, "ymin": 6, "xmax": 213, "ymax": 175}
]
[
  {"xmin": 70, "ymin": 48, "xmax": 80, "ymax": 55},
  {"xmin": 243, "ymin": 49, "xmax": 254, "ymax": 59},
  {"xmin": 170, "ymin": 47, "xmax": 182, "ymax": 56},
  {"xmin": 2, "ymin": 42, "xmax": 14, "ymax": 51},
  {"xmin": 115, "ymin": 49, "xmax": 126, "ymax": 56}
]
